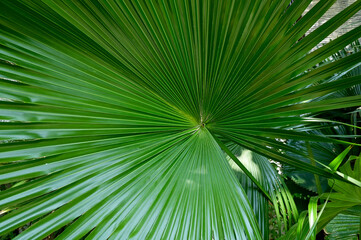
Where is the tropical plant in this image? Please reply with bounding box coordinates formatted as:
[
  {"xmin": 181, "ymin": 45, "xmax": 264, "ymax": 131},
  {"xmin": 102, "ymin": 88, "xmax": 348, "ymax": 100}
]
[
  {"xmin": 318, "ymin": 153, "xmax": 361, "ymax": 232},
  {"xmin": 284, "ymin": 41, "xmax": 361, "ymax": 195},
  {"xmin": 324, "ymin": 213, "xmax": 360, "ymax": 240},
  {"xmin": 1, "ymin": 0, "xmax": 361, "ymax": 239},
  {"xmin": 227, "ymin": 144, "xmax": 298, "ymax": 239},
  {"xmin": 282, "ymin": 150, "xmax": 361, "ymax": 240},
  {"xmin": 278, "ymin": 195, "xmax": 330, "ymax": 240}
]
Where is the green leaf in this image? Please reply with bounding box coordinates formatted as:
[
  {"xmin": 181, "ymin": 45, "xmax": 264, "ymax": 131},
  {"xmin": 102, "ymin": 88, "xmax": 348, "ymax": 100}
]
[
  {"xmin": 329, "ymin": 145, "xmax": 353, "ymax": 171},
  {"xmin": 226, "ymin": 143, "xmax": 298, "ymax": 239},
  {"xmin": 1, "ymin": 0, "xmax": 361, "ymax": 238},
  {"xmin": 325, "ymin": 214, "xmax": 360, "ymax": 240}
]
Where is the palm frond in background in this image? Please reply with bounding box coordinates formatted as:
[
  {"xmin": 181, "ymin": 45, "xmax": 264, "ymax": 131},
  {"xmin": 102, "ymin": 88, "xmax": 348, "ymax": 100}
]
[
  {"xmin": 284, "ymin": 41, "xmax": 361, "ymax": 194},
  {"xmin": 228, "ymin": 144, "xmax": 298, "ymax": 239}
]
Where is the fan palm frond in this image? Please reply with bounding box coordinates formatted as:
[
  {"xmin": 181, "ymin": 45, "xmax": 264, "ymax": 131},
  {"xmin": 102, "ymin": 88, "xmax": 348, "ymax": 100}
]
[{"xmin": 1, "ymin": 0, "xmax": 361, "ymax": 239}]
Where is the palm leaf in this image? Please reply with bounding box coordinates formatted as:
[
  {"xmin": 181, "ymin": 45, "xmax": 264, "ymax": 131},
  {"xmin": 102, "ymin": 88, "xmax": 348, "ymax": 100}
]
[
  {"xmin": 324, "ymin": 213, "xmax": 360, "ymax": 240},
  {"xmin": 284, "ymin": 44, "xmax": 361, "ymax": 193},
  {"xmin": 227, "ymin": 144, "xmax": 298, "ymax": 239},
  {"xmin": 1, "ymin": 0, "xmax": 361, "ymax": 239}
]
